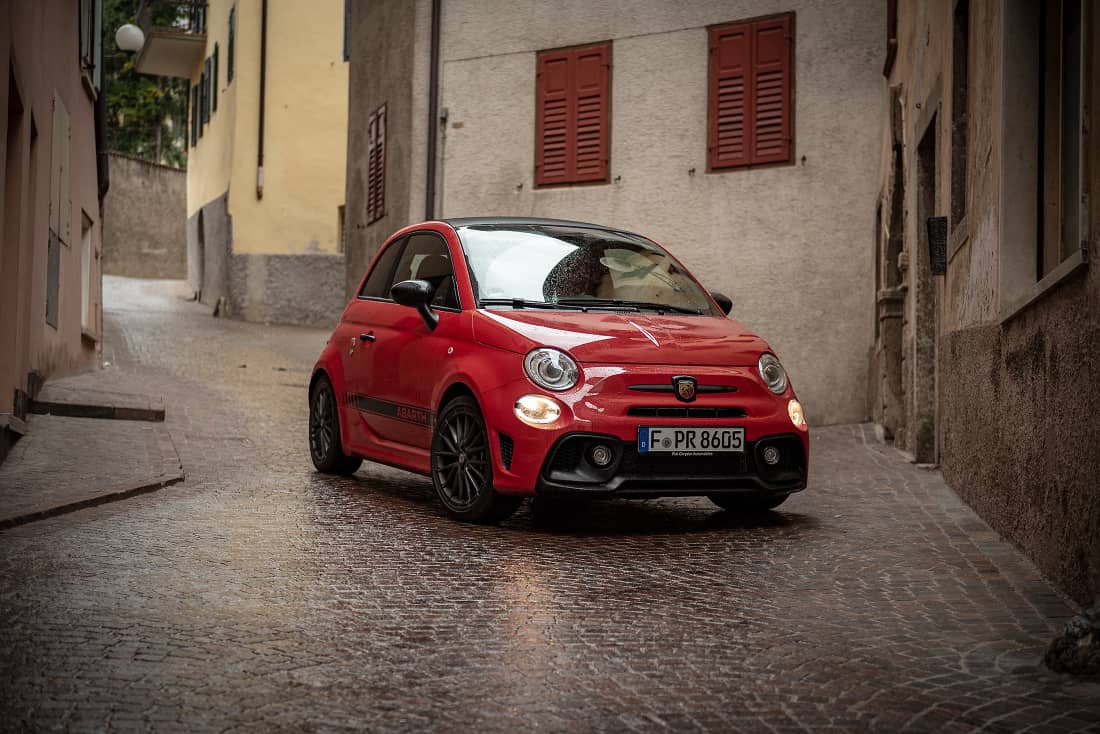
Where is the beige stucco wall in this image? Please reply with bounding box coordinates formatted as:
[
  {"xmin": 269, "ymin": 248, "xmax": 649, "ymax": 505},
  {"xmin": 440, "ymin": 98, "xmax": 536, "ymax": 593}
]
[
  {"xmin": 186, "ymin": 0, "xmax": 348, "ymax": 256},
  {"xmin": 434, "ymin": 0, "xmax": 884, "ymax": 425},
  {"xmin": 1, "ymin": 1, "xmax": 102, "ymax": 418}
]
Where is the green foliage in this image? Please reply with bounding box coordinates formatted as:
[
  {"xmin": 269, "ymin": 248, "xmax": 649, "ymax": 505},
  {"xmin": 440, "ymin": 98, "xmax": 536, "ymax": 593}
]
[{"xmin": 102, "ymin": 0, "xmax": 189, "ymax": 168}]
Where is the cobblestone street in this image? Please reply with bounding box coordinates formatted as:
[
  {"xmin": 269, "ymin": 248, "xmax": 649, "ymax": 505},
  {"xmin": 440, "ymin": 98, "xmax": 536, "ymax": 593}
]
[{"xmin": 0, "ymin": 276, "xmax": 1096, "ymax": 732}]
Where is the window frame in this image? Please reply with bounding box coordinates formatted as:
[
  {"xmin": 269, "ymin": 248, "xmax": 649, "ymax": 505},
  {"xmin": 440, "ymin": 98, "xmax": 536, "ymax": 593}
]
[
  {"xmin": 357, "ymin": 236, "xmax": 407, "ymax": 301},
  {"xmin": 356, "ymin": 232, "xmax": 464, "ymax": 312},
  {"xmin": 707, "ymin": 12, "xmax": 796, "ymax": 173}
]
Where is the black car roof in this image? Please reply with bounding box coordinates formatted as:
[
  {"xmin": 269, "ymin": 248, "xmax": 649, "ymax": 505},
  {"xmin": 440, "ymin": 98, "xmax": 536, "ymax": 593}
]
[{"xmin": 442, "ymin": 216, "xmax": 643, "ymax": 238}]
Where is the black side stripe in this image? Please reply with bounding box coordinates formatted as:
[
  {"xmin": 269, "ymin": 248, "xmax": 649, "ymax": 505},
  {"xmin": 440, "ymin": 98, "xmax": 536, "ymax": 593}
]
[{"xmin": 347, "ymin": 393, "xmax": 435, "ymax": 428}]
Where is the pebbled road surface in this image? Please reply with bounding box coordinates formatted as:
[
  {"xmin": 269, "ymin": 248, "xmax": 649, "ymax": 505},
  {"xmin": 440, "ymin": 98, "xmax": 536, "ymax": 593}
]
[{"xmin": 0, "ymin": 276, "xmax": 1096, "ymax": 732}]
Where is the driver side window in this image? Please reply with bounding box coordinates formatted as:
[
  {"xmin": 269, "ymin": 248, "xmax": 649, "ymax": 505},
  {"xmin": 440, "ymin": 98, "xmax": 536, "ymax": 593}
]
[{"xmin": 390, "ymin": 233, "xmax": 461, "ymax": 310}]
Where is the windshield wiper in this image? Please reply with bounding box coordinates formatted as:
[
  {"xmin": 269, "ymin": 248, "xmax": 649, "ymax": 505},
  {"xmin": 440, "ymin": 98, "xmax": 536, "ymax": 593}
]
[
  {"xmin": 555, "ymin": 298, "xmax": 703, "ymax": 315},
  {"xmin": 479, "ymin": 298, "xmax": 585, "ymax": 310}
]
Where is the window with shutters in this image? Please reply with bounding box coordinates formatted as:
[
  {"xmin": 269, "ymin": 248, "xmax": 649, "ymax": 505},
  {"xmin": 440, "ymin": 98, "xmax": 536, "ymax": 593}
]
[
  {"xmin": 228, "ymin": 6, "xmax": 236, "ymax": 83},
  {"xmin": 367, "ymin": 104, "xmax": 386, "ymax": 224},
  {"xmin": 535, "ymin": 42, "xmax": 611, "ymax": 186},
  {"xmin": 708, "ymin": 13, "xmax": 794, "ymax": 171},
  {"xmin": 191, "ymin": 85, "xmax": 199, "ymax": 146},
  {"xmin": 213, "ymin": 44, "xmax": 219, "ymax": 113}
]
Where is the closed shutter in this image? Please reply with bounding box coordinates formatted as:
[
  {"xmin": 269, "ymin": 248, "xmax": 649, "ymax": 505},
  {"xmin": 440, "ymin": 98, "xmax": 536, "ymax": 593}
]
[
  {"xmin": 212, "ymin": 44, "xmax": 219, "ymax": 112},
  {"xmin": 709, "ymin": 23, "xmax": 751, "ymax": 169},
  {"xmin": 536, "ymin": 42, "xmax": 610, "ymax": 186},
  {"xmin": 709, "ymin": 14, "xmax": 793, "ymax": 170},
  {"xmin": 367, "ymin": 104, "xmax": 386, "ymax": 223},
  {"xmin": 750, "ymin": 16, "xmax": 792, "ymax": 164}
]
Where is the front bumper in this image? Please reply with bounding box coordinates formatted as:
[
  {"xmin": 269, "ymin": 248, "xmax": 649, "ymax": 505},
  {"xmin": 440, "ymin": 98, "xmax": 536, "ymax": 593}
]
[
  {"xmin": 482, "ymin": 363, "xmax": 809, "ymax": 498},
  {"xmin": 533, "ymin": 432, "xmax": 806, "ymax": 498}
]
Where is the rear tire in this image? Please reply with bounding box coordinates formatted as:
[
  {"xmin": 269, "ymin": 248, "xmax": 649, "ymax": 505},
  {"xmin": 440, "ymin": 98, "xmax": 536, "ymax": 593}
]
[
  {"xmin": 309, "ymin": 375, "xmax": 362, "ymax": 476},
  {"xmin": 431, "ymin": 396, "xmax": 522, "ymax": 523},
  {"xmin": 708, "ymin": 493, "xmax": 789, "ymax": 513}
]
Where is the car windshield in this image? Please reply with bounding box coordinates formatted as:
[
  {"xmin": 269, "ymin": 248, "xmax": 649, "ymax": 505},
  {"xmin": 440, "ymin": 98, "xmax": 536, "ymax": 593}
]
[{"xmin": 455, "ymin": 224, "xmax": 718, "ymax": 315}]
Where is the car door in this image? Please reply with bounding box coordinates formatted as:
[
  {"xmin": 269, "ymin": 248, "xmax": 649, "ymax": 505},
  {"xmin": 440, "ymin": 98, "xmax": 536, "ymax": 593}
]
[
  {"xmin": 341, "ymin": 236, "xmax": 407, "ymax": 450},
  {"xmin": 353, "ymin": 231, "xmax": 464, "ymax": 450}
]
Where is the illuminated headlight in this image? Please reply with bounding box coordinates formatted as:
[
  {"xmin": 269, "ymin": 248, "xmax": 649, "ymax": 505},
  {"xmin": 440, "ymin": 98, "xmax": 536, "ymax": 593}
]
[
  {"xmin": 523, "ymin": 348, "xmax": 580, "ymax": 391},
  {"xmin": 757, "ymin": 353, "xmax": 789, "ymax": 394},
  {"xmin": 788, "ymin": 399, "xmax": 807, "ymax": 430},
  {"xmin": 514, "ymin": 394, "xmax": 562, "ymax": 426}
]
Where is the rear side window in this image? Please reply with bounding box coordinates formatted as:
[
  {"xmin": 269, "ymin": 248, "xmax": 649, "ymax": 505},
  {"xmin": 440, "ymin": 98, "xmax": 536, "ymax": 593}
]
[
  {"xmin": 358, "ymin": 238, "xmax": 405, "ymax": 299},
  {"xmin": 391, "ymin": 233, "xmax": 460, "ymax": 309}
]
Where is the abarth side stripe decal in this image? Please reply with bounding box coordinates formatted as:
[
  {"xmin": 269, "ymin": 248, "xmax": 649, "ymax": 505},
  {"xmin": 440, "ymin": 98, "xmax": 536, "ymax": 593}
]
[{"xmin": 347, "ymin": 392, "xmax": 435, "ymax": 428}]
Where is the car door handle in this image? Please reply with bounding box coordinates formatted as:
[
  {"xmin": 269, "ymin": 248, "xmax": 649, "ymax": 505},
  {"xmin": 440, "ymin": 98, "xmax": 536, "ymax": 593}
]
[{"xmin": 359, "ymin": 332, "xmax": 375, "ymax": 342}]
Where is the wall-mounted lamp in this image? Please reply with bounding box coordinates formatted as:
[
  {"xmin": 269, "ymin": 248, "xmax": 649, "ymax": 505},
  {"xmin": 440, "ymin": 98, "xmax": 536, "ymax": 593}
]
[{"xmin": 115, "ymin": 24, "xmax": 145, "ymax": 52}]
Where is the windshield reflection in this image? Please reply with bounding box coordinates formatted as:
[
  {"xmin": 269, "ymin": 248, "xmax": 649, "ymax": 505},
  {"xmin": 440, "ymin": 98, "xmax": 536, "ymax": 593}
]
[{"xmin": 456, "ymin": 225, "xmax": 717, "ymax": 315}]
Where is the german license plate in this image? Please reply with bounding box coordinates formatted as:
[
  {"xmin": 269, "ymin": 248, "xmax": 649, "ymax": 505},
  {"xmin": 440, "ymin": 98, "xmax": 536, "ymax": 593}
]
[{"xmin": 638, "ymin": 426, "xmax": 744, "ymax": 454}]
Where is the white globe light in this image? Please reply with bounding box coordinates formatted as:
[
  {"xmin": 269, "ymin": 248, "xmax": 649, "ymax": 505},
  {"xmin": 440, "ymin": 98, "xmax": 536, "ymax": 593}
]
[{"xmin": 115, "ymin": 24, "xmax": 145, "ymax": 52}]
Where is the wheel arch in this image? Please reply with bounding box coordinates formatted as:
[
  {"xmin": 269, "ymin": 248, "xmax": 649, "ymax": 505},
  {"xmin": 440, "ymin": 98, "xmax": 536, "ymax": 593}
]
[{"xmin": 437, "ymin": 380, "xmax": 477, "ymax": 413}]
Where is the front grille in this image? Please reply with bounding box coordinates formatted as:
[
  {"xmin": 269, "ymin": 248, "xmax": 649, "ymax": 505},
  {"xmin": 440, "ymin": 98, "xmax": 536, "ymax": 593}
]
[
  {"xmin": 627, "ymin": 406, "xmax": 747, "ymax": 418},
  {"xmin": 498, "ymin": 433, "xmax": 515, "ymax": 469},
  {"xmin": 619, "ymin": 449, "xmax": 749, "ymax": 476},
  {"xmin": 550, "ymin": 441, "xmax": 581, "ymax": 473}
]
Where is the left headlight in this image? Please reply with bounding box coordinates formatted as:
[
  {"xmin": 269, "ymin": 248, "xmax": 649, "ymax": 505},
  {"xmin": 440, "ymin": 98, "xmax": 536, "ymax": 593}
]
[
  {"xmin": 757, "ymin": 353, "xmax": 789, "ymax": 394},
  {"xmin": 524, "ymin": 348, "xmax": 580, "ymax": 391}
]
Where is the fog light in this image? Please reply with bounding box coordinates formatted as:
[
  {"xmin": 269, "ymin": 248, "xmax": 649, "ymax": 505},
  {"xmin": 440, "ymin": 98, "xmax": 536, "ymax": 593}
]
[
  {"xmin": 788, "ymin": 399, "xmax": 807, "ymax": 430},
  {"xmin": 762, "ymin": 446, "xmax": 781, "ymax": 465},
  {"xmin": 514, "ymin": 394, "xmax": 562, "ymax": 426},
  {"xmin": 589, "ymin": 444, "xmax": 613, "ymax": 467}
]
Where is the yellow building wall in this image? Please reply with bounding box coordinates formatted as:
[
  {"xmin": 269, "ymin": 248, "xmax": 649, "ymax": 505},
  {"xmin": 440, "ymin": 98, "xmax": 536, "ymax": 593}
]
[
  {"xmin": 186, "ymin": 0, "xmax": 348, "ymax": 256},
  {"xmin": 185, "ymin": 0, "xmax": 236, "ymax": 218}
]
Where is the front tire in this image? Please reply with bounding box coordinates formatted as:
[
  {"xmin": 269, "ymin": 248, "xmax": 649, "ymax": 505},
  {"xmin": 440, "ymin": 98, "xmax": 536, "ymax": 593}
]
[
  {"xmin": 309, "ymin": 375, "xmax": 362, "ymax": 476},
  {"xmin": 431, "ymin": 396, "xmax": 522, "ymax": 523},
  {"xmin": 708, "ymin": 493, "xmax": 789, "ymax": 513}
]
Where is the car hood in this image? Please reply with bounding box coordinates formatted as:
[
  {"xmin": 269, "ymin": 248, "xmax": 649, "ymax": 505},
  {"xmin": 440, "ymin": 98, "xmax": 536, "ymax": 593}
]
[{"xmin": 473, "ymin": 309, "xmax": 770, "ymax": 366}]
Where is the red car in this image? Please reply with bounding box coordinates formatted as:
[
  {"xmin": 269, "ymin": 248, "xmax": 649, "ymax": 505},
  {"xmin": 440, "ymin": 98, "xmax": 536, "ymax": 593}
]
[{"xmin": 309, "ymin": 218, "xmax": 808, "ymax": 523}]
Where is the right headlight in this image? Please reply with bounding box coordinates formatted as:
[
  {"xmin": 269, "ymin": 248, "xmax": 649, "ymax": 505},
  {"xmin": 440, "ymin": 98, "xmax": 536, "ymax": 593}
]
[
  {"xmin": 524, "ymin": 348, "xmax": 580, "ymax": 391},
  {"xmin": 757, "ymin": 353, "xmax": 789, "ymax": 394}
]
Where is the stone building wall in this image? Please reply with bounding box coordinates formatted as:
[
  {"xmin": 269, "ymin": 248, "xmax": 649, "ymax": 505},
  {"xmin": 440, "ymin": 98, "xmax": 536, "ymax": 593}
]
[
  {"xmin": 103, "ymin": 152, "xmax": 186, "ymax": 279},
  {"xmin": 871, "ymin": 0, "xmax": 1098, "ymax": 604}
]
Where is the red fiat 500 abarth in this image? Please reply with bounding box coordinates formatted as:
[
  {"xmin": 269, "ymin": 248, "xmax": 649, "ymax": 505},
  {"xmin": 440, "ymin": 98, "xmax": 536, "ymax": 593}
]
[{"xmin": 309, "ymin": 218, "xmax": 808, "ymax": 523}]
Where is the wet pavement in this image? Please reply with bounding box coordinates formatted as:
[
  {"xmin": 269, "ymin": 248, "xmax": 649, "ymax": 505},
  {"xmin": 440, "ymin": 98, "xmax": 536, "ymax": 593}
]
[{"xmin": 0, "ymin": 276, "xmax": 1097, "ymax": 732}]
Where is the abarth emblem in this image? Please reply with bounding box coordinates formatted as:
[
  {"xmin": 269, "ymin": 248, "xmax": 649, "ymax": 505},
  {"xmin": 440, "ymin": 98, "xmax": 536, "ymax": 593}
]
[{"xmin": 673, "ymin": 376, "xmax": 697, "ymax": 402}]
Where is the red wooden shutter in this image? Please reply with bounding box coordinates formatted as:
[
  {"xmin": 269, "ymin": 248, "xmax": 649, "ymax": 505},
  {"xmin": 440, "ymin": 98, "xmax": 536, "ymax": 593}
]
[
  {"xmin": 367, "ymin": 104, "xmax": 386, "ymax": 223},
  {"xmin": 709, "ymin": 23, "xmax": 751, "ymax": 169},
  {"xmin": 709, "ymin": 14, "xmax": 792, "ymax": 170},
  {"xmin": 536, "ymin": 50, "xmax": 571, "ymax": 185},
  {"xmin": 750, "ymin": 15, "xmax": 792, "ymax": 164},
  {"xmin": 536, "ymin": 42, "xmax": 610, "ymax": 185},
  {"xmin": 573, "ymin": 44, "xmax": 610, "ymax": 182}
]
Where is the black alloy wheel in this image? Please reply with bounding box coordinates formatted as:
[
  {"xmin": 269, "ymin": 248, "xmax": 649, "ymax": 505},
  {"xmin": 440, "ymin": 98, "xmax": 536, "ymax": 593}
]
[
  {"xmin": 707, "ymin": 493, "xmax": 789, "ymax": 513},
  {"xmin": 309, "ymin": 375, "xmax": 362, "ymax": 476},
  {"xmin": 431, "ymin": 396, "xmax": 522, "ymax": 523}
]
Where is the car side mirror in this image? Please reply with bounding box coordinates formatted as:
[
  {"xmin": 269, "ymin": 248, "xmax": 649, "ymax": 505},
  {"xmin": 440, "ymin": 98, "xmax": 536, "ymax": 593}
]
[
  {"xmin": 390, "ymin": 279, "xmax": 439, "ymax": 330},
  {"xmin": 710, "ymin": 291, "xmax": 733, "ymax": 315}
]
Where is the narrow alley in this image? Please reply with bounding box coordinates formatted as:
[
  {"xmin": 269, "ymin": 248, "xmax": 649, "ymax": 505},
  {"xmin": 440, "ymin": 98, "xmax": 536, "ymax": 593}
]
[{"xmin": 0, "ymin": 277, "xmax": 1096, "ymax": 731}]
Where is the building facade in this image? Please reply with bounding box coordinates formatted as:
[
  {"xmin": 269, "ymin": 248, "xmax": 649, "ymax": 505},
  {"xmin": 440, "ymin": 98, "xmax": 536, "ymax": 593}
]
[
  {"xmin": 345, "ymin": 0, "xmax": 886, "ymax": 426},
  {"xmin": 1, "ymin": 0, "xmax": 108, "ymax": 462},
  {"xmin": 870, "ymin": 0, "xmax": 1097, "ymax": 604},
  {"xmin": 131, "ymin": 0, "xmax": 350, "ymax": 327}
]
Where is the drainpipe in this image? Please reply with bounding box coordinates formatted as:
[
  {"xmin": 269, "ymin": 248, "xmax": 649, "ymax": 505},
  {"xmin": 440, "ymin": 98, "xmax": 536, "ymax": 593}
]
[
  {"xmin": 256, "ymin": 0, "xmax": 268, "ymax": 199},
  {"xmin": 424, "ymin": 0, "xmax": 441, "ymax": 219}
]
